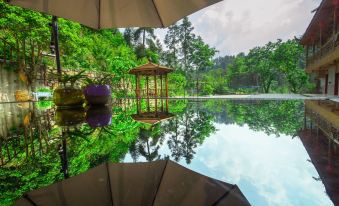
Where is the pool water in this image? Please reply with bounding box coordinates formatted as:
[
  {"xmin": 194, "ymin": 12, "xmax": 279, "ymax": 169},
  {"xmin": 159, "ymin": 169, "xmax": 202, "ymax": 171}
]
[{"xmin": 0, "ymin": 99, "xmax": 337, "ymax": 206}]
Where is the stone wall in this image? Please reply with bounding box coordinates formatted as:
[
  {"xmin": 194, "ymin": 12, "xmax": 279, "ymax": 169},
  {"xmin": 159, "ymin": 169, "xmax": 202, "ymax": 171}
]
[
  {"xmin": 0, "ymin": 102, "xmax": 32, "ymax": 139},
  {"xmin": 0, "ymin": 64, "xmax": 31, "ymax": 102}
]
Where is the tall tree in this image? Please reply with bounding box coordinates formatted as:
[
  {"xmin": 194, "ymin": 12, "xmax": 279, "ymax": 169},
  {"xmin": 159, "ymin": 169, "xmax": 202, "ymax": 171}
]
[
  {"xmin": 133, "ymin": 27, "xmax": 156, "ymax": 48},
  {"xmin": 190, "ymin": 36, "xmax": 217, "ymax": 93},
  {"xmin": 179, "ymin": 17, "xmax": 195, "ymax": 71},
  {"xmin": 274, "ymin": 39, "xmax": 310, "ymax": 93},
  {"xmin": 164, "ymin": 24, "xmax": 181, "ymax": 68}
]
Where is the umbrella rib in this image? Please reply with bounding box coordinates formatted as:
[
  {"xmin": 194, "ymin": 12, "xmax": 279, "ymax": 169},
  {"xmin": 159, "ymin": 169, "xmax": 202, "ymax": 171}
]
[
  {"xmin": 211, "ymin": 184, "xmax": 236, "ymax": 206},
  {"xmin": 98, "ymin": 0, "xmax": 101, "ymax": 29},
  {"xmin": 151, "ymin": 160, "xmax": 168, "ymax": 206},
  {"xmin": 151, "ymin": 0, "xmax": 165, "ymax": 27},
  {"xmin": 106, "ymin": 162, "xmax": 114, "ymax": 206},
  {"xmin": 23, "ymin": 194, "xmax": 38, "ymax": 206}
]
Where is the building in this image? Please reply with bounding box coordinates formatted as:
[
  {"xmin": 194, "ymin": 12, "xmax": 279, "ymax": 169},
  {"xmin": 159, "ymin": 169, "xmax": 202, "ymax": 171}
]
[{"xmin": 301, "ymin": 0, "xmax": 339, "ymax": 95}]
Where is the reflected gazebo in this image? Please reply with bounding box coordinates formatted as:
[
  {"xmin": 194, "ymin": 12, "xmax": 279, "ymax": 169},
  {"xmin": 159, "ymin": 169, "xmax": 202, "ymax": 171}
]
[{"xmin": 131, "ymin": 97, "xmax": 174, "ymax": 125}]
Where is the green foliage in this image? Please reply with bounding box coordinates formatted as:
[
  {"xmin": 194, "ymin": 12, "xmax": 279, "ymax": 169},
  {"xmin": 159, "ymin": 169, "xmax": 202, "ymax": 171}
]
[
  {"xmin": 37, "ymin": 87, "xmax": 52, "ymax": 93},
  {"xmin": 36, "ymin": 100, "xmax": 53, "ymax": 110},
  {"xmin": 84, "ymin": 74, "xmax": 112, "ymax": 85},
  {"xmin": 203, "ymin": 100, "xmax": 304, "ymax": 136},
  {"xmin": 226, "ymin": 39, "xmax": 312, "ymax": 94},
  {"xmin": 168, "ymin": 71, "xmax": 187, "ymax": 96},
  {"xmin": 201, "ymin": 68, "xmax": 229, "ymax": 94}
]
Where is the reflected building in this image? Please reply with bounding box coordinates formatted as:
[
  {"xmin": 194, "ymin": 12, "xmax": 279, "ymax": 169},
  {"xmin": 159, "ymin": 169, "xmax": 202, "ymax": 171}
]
[{"xmin": 300, "ymin": 100, "xmax": 339, "ymax": 205}]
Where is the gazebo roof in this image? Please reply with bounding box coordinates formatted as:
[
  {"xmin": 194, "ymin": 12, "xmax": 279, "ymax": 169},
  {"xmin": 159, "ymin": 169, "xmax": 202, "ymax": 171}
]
[
  {"xmin": 129, "ymin": 62, "xmax": 174, "ymax": 76},
  {"xmin": 132, "ymin": 112, "xmax": 174, "ymax": 125}
]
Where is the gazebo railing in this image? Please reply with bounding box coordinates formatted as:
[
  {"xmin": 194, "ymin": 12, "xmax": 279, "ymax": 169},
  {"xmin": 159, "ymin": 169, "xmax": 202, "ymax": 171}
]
[{"xmin": 135, "ymin": 89, "xmax": 168, "ymax": 98}]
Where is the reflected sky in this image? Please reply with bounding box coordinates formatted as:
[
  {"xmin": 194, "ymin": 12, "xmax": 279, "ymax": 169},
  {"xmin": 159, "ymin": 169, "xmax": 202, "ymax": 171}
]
[{"xmin": 125, "ymin": 123, "xmax": 333, "ymax": 206}]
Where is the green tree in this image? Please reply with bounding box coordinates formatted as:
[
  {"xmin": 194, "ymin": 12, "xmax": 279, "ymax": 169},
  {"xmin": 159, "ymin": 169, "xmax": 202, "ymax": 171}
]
[
  {"xmin": 275, "ymin": 39, "xmax": 311, "ymax": 93},
  {"xmin": 190, "ymin": 36, "xmax": 217, "ymax": 94},
  {"xmin": 164, "ymin": 24, "xmax": 181, "ymax": 68},
  {"xmin": 179, "ymin": 17, "xmax": 195, "ymax": 71}
]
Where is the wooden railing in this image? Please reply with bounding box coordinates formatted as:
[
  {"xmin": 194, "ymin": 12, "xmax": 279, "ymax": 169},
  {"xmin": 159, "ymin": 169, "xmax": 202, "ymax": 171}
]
[
  {"xmin": 307, "ymin": 32, "xmax": 339, "ymax": 67},
  {"xmin": 135, "ymin": 89, "xmax": 168, "ymax": 98}
]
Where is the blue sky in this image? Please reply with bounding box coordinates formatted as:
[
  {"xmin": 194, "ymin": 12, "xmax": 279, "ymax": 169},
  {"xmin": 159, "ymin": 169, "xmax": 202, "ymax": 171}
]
[
  {"xmin": 156, "ymin": 0, "xmax": 322, "ymax": 56},
  {"xmin": 125, "ymin": 123, "xmax": 333, "ymax": 206}
]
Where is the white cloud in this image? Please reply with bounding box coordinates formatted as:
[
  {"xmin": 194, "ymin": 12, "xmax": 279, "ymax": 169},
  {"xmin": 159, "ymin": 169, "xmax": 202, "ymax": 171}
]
[
  {"xmin": 193, "ymin": 124, "xmax": 333, "ymax": 206},
  {"xmin": 156, "ymin": 0, "xmax": 322, "ymax": 56}
]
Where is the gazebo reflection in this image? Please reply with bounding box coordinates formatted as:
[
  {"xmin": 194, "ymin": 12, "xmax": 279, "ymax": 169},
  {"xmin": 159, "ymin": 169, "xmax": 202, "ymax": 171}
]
[{"xmin": 131, "ymin": 98, "xmax": 174, "ymax": 125}]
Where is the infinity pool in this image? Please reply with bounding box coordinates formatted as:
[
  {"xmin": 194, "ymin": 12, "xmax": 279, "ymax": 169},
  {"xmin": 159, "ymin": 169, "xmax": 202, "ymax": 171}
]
[{"xmin": 0, "ymin": 99, "xmax": 337, "ymax": 206}]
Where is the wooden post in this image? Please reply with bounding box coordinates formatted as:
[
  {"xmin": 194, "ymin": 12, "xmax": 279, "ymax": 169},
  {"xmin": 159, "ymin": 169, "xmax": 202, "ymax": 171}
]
[
  {"xmin": 135, "ymin": 74, "xmax": 139, "ymax": 99},
  {"xmin": 154, "ymin": 71, "xmax": 158, "ymax": 116},
  {"xmin": 160, "ymin": 75, "xmax": 164, "ymax": 111},
  {"xmin": 165, "ymin": 74, "xmax": 169, "ymax": 112},
  {"xmin": 146, "ymin": 76, "xmax": 150, "ymax": 112}
]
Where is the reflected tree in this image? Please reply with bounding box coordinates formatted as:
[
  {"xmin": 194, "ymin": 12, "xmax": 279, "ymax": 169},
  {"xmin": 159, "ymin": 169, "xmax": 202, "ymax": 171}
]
[
  {"xmin": 202, "ymin": 100, "xmax": 304, "ymax": 136},
  {"xmin": 129, "ymin": 124, "xmax": 165, "ymax": 162},
  {"xmin": 165, "ymin": 104, "xmax": 216, "ymax": 164}
]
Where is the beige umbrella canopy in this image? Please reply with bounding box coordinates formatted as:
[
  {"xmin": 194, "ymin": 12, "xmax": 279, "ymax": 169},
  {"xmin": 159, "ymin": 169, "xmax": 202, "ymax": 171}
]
[
  {"xmin": 14, "ymin": 160, "xmax": 250, "ymax": 206},
  {"xmin": 7, "ymin": 0, "xmax": 222, "ymax": 29}
]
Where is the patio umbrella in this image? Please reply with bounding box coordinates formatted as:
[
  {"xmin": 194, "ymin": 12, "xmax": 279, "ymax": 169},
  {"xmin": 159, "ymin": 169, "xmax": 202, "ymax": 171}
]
[
  {"xmin": 7, "ymin": 0, "xmax": 222, "ymax": 80},
  {"xmin": 7, "ymin": 0, "xmax": 222, "ymax": 29},
  {"xmin": 14, "ymin": 160, "xmax": 250, "ymax": 206}
]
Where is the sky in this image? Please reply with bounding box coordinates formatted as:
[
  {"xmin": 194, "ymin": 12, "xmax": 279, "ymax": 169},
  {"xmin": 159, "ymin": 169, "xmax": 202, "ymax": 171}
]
[
  {"xmin": 124, "ymin": 123, "xmax": 334, "ymax": 206},
  {"xmin": 156, "ymin": 0, "xmax": 322, "ymax": 56}
]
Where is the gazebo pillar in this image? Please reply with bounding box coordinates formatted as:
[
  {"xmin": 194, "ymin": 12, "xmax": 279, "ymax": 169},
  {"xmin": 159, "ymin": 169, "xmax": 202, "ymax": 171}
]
[
  {"xmin": 160, "ymin": 75, "xmax": 164, "ymax": 111},
  {"xmin": 154, "ymin": 71, "xmax": 158, "ymax": 116},
  {"xmin": 135, "ymin": 74, "xmax": 140, "ymax": 99},
  {"xmin": 146, "ymin": 76, "xmax": 150, "ymax": 112},
  {"xmin": 165, "ymin": 74, "xmax": 169, "ymax": 112}
]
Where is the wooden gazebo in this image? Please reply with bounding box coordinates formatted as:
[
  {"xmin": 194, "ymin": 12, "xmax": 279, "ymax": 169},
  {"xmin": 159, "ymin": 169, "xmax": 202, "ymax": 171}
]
[{"xmin": 129, "ymin": 61, "xmax": 174, "ymax": 99}]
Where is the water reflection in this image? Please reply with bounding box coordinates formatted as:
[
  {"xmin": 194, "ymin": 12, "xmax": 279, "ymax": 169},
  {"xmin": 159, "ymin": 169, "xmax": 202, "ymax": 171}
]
[
  {"xmin": 0, "ymin": 99, "xmax": 338, "ymax": 206},
  {"xmin": 300, "ymin": 100, "xmax": 339, "ymax": 205}
]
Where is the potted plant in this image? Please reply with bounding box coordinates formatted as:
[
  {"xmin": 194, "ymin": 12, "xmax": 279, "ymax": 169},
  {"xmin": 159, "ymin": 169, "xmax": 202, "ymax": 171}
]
[
  {"xmin": 53, "ymin": 70, "xmax": 86, "ymax": 108},
  {"xmin": 86, "ymin": 105, "xmax": 112, "ymax": 128},
  {"xmin": 55, "ymin": 108, "xmax": 86, "ymax": 127},
  {"xmin": 83, "ymin": 75, "xmax": 112, "ymax": 105}
]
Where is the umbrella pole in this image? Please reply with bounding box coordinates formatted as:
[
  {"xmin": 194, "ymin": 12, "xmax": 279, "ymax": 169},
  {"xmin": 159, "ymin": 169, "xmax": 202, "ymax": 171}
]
[
  {"xmin": 51, "ymin": 16, "xmax": 62, "ymax": 82},
  {"xmin": 62, "ymin": 138, "xmax": 69, "ymax": 179},
  {"xmin": 58, "ymin": 135, "xmax": 69, "ymax": 179}
]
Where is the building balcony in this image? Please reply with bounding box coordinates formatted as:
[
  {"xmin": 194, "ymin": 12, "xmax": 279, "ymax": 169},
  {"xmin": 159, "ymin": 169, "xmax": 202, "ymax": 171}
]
[{"xmin": 306, "ymin": 33, "xmax": 339, "ymax": 73}]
